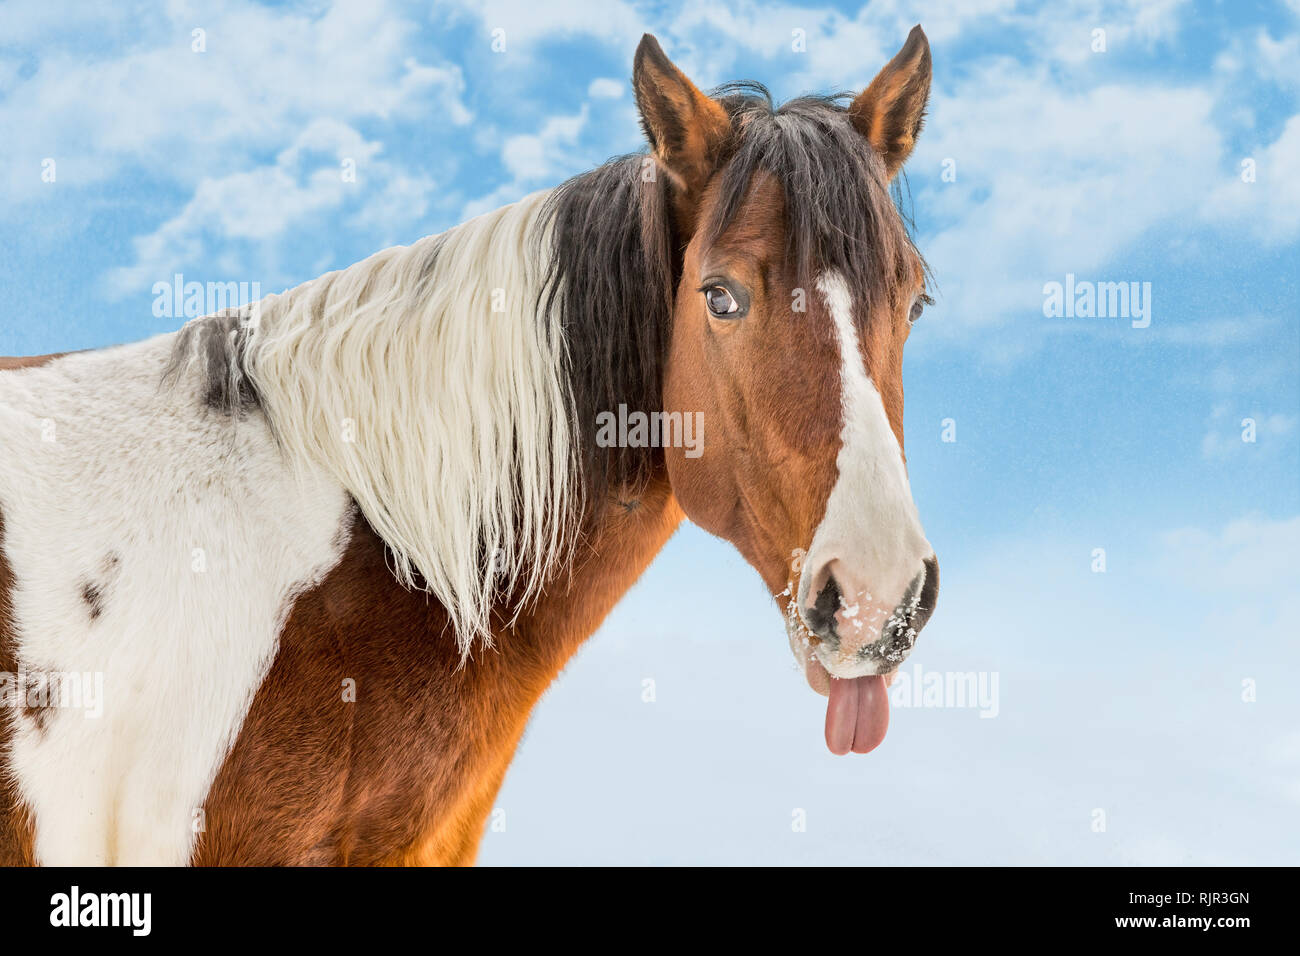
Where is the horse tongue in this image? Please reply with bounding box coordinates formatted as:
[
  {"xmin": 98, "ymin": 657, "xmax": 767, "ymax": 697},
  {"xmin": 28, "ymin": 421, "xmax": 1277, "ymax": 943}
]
[{"xmin": 824, "ymin": 675, "xmax": 890, "ymax": 755}]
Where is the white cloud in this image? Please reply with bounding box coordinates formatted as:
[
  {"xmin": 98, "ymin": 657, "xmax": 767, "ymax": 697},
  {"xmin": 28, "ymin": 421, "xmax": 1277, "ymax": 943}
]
[
  {"xmin": 1214, "ymin": 25, "xmax": 1300, "ymax": 95},
  {"xmin": 1204, "ymin": 114, "xmax": 1300, "ymax": 244},
  {"xmin": 445, "ymin": 0, "xmax": 644, "ymax": 52},
  {"xmin": 912, "ymin": 67, "xmax": 1221, "ymax": 345},
  {"xmin": 1200, "ymin": 405, "xmax": 1298, "ymax": 461},
  {"xmin": 103, "ymin": 120, "xmax": 435, "ymax": 296},
  {"xmin": 0, "ymin": 0, "xmax": 468, "ymax": 205},
  {"xmin": 587, "ymin": 77, "xmax": 624, "ymax": 99},
  {"xmin": 461, "ymin": 106, "xmax": 592, "ymax": 219},
  {"xmin": 1033, "ymin": 0, "xmax": 1189, "ymax": 65}
]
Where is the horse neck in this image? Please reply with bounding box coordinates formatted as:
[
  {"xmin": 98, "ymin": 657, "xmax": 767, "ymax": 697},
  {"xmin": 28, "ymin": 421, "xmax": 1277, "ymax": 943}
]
[{"xmin": 506, "ymin": 467, "xmax": 684, "ymax": 679}]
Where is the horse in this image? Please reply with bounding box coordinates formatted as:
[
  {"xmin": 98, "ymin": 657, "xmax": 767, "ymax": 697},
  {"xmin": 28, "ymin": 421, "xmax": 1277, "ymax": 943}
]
[{"xmin": 0, "ymin": 26, "xmax": 938, "ymax": 866}]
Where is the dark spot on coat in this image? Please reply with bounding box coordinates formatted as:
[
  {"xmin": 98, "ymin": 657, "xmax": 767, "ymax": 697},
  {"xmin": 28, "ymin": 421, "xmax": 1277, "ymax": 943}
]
[
  {"xmin": 21, "ymin": 704, "xmax": 50, "ymax": 736},
  {"xmin": 81, "ymin": 581, "xmax": 104, "ymax": 621},
  {"xmin": 163, "ymin": 309, "xmax": 260, "ymax": 415}
]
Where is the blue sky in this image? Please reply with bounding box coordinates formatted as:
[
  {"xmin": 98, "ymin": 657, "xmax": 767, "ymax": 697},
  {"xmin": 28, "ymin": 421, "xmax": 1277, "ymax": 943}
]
[{"xmin": 2, "ymin": 0, "xmax": 1297, "ymax": 864}]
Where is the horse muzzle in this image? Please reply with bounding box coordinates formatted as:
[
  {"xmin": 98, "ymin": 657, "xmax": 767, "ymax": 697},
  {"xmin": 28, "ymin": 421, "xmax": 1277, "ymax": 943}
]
[{"xmin": 800, "ymin": 554, "xmax": 939, "ymax": 676}]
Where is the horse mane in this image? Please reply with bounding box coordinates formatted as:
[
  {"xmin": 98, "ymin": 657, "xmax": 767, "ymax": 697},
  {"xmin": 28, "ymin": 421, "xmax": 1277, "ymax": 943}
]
[
  {"xmin": 537, "ymin": 154, "xmax": 677, "ymax": 504},
  {"xmin": 169, "ymin": 193, "xmax": 580, "ymax": 656}
]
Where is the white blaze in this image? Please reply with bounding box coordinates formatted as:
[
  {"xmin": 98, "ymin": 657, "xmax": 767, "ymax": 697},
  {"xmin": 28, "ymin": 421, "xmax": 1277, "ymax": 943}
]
[{"xmin": 796, "ymin": 272, "xmax": 932, "ymax": 677}]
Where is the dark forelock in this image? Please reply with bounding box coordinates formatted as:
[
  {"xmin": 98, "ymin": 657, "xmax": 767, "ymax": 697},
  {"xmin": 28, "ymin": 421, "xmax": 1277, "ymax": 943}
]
[{"xmin": 706, "ymin": 82, "xmax": 925, "ymax": 318}]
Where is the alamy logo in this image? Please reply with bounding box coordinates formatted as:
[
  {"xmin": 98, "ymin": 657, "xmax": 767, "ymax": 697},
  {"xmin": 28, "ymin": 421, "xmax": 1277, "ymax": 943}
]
[
  {"xmin": 152, "ymin": 273, "xmax": 262, "ymax": 322},
  {"xmin": 50, "ymin": 886, "xmax": 151, "ymax": 936},
  {"xmin": 888, "ymin": 663, "xmax": 999, "ymax": 718},
  {"xmin": 1042, "ymin": 273, "xmax": 1152, "ymax": 328},
  {"xmin": 0, "ymin": 668, "xmax": 103, "ymax": 718},
  {"xmin": 595, "ymin": 404, "xmax": 704, "ymax": 458}
]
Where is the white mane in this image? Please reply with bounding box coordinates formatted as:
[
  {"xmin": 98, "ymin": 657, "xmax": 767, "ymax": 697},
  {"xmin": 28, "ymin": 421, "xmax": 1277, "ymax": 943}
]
[{"xmin": 240, "ymin": 189, "xmax": 577, "ymax": 655}]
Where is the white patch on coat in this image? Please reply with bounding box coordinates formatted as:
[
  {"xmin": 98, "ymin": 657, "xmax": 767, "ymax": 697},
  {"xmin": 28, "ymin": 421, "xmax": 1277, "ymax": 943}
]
[
  {"xmin": 0, "ymin": 337, "xmax": 352, "ymax": 865},
  {"xmin": 796, "ymin": 271, "xmax": 931, "ymax": 678}
]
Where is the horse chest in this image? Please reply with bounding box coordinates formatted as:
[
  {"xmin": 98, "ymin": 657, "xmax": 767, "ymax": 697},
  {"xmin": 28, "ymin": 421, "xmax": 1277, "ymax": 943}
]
[{"xmin": 192, "ymin": 487, "xmax": 683, "ymax": 866}]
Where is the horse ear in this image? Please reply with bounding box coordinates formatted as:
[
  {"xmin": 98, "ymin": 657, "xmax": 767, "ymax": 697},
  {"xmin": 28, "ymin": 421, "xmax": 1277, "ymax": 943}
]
[
  {"xmin": 848, "ymin": 25, "xmax": 932, "ymax": 178},
  {"xmin": 633, "ymin": 34, "xmax": 731, "ymax": 202}
]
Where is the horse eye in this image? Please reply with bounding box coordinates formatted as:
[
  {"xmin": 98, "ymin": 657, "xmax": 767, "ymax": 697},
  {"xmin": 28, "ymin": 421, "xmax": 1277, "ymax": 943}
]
[
  {"xmin": 909, "ymin": 297, "xmax": 928, "ymax": 323},
  {"xmin": 704, "ymin": 285, "xmax": 740, "ymax": 317}
]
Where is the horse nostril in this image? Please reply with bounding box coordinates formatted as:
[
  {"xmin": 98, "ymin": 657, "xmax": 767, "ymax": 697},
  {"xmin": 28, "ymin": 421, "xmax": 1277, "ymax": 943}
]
[
  {"xmin": 913, "ymin": 555, "xmax": 939, "ymax": 631},
  {"xmin": 804, "ymin": 572, "xmax": 841, "ymax": 642}
]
